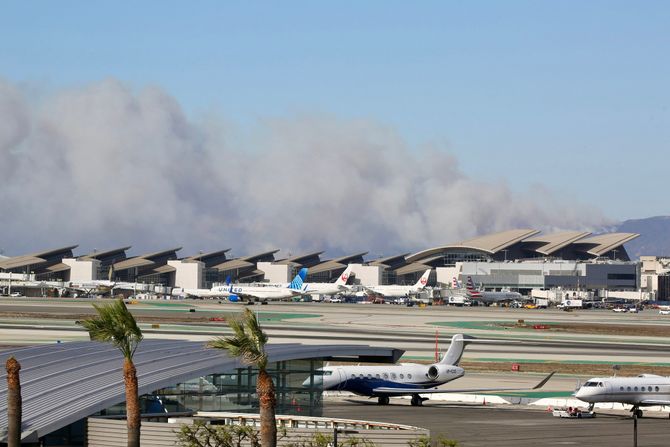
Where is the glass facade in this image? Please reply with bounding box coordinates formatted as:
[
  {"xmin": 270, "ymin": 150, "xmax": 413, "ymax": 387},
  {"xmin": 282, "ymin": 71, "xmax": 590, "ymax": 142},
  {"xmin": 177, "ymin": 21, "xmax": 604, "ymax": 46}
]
[{"xmin": 101, "ymin": 358, "xmax": 325, "ymax": 418}]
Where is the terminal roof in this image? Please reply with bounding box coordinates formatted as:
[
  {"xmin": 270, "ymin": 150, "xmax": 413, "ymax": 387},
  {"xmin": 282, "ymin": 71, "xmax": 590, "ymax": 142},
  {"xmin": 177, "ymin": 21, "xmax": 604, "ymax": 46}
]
[{"xmin": 0, "ymin": 340, "xmax": 403, "ymax": 442}]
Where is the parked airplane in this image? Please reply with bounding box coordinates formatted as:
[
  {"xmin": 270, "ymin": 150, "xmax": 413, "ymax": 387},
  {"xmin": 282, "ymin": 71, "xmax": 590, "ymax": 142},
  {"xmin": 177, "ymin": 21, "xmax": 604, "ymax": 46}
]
[
  {"xmin": 465, "ymin": 276, "xmax": 522, "ymax": 304},
  {"xmin": 171, "ymin": 276, "xmax": 232, "ymax": 299},
  {"xmin": 213, "ymin": 268, "xmax": 309, "ymax": 302},
  {"xmin": 364, "ymin": 269, "xmax": 431, "ymax": 299},
  {"xmin": 303, "ymin": 333, "xmax": 555, "ymax": 406},
  {"xmin": 302, "ymin": 265, "xmax": 353, "ymax": 296},
  {"xmin": 574, "ymin": 374, "xmax": 670, "ymax": 418}
]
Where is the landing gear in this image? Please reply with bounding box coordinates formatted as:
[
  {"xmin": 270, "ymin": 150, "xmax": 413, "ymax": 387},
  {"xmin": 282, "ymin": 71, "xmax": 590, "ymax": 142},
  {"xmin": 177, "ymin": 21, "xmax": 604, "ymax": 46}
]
[
  {"xmin": 378, "ymin": 396, "xmax": 390, "ymax": 405},
  {"xmin": 410, "ymin": 395, "xmax": 424, "ymax": 406},
  {"xmin": 631, "ymin": 406, "xmax": 643, "ymax": 418},
  {"xmin": 588, "ymin": 403, "xmax": 595, "ymax": 414}
]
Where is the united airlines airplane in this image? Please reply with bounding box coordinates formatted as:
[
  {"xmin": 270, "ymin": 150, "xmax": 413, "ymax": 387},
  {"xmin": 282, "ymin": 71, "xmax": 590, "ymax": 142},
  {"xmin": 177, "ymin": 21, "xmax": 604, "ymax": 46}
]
[
  {"xmin": 303, "ymin": 334, "xmax": 554, "ymax": 406},
  {"xmin": 575, "ymin": 374, "xmax": 670, "ymax": 418},
  {"xmin": 213, "ymin": 268, "xmax": 309, "ymax": 303}
]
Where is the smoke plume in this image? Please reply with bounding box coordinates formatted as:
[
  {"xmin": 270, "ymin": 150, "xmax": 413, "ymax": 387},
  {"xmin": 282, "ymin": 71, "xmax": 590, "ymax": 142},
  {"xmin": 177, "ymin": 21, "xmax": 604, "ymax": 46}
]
[{"xmin": 0, "ymin": 78, "xmax": 609, "ymax": 257}]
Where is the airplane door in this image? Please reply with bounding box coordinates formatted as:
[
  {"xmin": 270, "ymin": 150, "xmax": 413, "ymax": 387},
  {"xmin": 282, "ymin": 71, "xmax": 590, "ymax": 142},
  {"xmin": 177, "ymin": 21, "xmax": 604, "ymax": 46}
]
[{"xmin": 336, "ymin": 368, "xmax": 347, "ymax": 391}]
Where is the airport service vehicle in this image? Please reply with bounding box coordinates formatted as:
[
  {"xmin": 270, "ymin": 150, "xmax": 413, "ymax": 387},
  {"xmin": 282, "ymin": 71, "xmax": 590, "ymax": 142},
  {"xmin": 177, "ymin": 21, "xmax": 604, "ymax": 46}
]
[
  {"xmin": 364, "ymin": 269, "xmax": 431, "ymax": 299},
  {"xmin": 534, "ymin": 298, "xmax": 549, "ymax": 309},
  {"xmin": 447, "ymin": 295, "xmax": 468, "ymax": 306},
  {"xmin": 465, "ymin": 276, "xmax": 522, "ymax": 305},
  {"xmin": 612, "ymin": 307, "xmax": 628, "ymax": 313},
  {"xmin": 552, "ymin": 407, "xmax": 595, "ymax": 418},
  {"xmin": 557, "ymin": 299, "xmax": 583, "ymax": 310},
  {"xmin": 304, "ymin": 334, "xmax": 554, "ymax": 406},
  {"xmin": 659, "ymin": 310, "xmax": 670, "ymax": 315},
  {"xmin": 575, "ymin": 374, "xmax": 670, "ymax": 418}
]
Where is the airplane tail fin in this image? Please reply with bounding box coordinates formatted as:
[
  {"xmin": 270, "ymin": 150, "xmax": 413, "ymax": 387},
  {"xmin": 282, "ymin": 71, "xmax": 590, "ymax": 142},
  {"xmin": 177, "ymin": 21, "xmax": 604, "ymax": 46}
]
[
  {"xmin": 335, "ymin": 265, "xmax": 353, "ymax": 286},
  {"xmin": 465, "ymin": 276, "xmax": 481, "ymax": 298},
  {"xmin": 225, "ymin": 275, "xmax": 232, "ymax": 285},
  {"xmin": 414, "ymin": 269, "xmax": 431, "ymax": 288},
  {"xmin": 452, "ymin": 277, "xmax": 459, "ymax": 289},
  {"xmin": 289, "ymin": 268, "xmax": 308, "ymax": 291},
  {"xmin": 440, "ymin": 333, "xmax": 476, "ymax": 366}
]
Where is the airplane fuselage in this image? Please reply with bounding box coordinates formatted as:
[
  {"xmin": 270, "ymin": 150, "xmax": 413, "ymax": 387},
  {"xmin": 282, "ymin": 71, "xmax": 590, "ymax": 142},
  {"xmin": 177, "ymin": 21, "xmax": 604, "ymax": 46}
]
[
  {"xmin": 575, "ymin": 376, "xmax": 670, "ymax": 406},
  {"xmin": 307, "ymin": 363, "xmax": 464, "ymax": 397}
]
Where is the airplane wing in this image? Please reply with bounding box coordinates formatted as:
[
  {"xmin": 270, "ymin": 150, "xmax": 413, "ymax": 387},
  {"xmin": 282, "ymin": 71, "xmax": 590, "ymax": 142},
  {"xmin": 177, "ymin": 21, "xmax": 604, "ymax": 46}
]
[{"xmin": 372, "ymin": 372, "xmax": 555, "ymax": 396}]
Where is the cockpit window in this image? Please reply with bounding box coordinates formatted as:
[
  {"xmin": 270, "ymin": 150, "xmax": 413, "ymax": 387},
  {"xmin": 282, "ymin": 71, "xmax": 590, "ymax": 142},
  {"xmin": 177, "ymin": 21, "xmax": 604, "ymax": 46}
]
[{"xmin": 323, "ymin": 371, "xmax": 333, "ymax": 376}]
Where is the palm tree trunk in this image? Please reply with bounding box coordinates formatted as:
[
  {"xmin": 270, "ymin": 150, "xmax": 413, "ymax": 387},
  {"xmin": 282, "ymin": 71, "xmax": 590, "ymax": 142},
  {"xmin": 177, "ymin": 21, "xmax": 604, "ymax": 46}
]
[
  {"xmin": 123, "ymin": 358, "xmax": 141, "ymax": 447},
  {"xmin": 6, "ymin": 357, "xmax": 22, "ymax": 447},
  {"xmin": 257, "ymin": 368, "xmax": 277, "ymax": 447}
]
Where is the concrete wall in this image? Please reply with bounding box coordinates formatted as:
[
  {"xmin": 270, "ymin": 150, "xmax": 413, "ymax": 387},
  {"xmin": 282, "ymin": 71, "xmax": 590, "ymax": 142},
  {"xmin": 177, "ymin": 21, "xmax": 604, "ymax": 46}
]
[
  {"xmin": 257, "ymin": 262, "xmax": 291, "ymax": 283},
  {"xmin": 349, "ymin": 263, "xmax": 381, "ymax": 286},
  {"xmin": 436, "ymin": 266, "xmax": 460, "ymax": 285},
  {"xmin": 88, "ymin": 416, "xmax": 429, "ymax": 447},
  {"xmin": 168, "ymin": 260, "xmax": 203, "ymax": 289},
  {"xmin": 62, "ymin": 258, "xmax": 100, "ymax": 282}
]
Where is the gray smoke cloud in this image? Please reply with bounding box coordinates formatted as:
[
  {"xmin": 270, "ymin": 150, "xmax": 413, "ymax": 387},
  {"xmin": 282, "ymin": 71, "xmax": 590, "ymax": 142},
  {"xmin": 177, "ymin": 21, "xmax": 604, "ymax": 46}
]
[{"xmin": 0, "ymin": 78, "xmax": 610, "ymax": 258}]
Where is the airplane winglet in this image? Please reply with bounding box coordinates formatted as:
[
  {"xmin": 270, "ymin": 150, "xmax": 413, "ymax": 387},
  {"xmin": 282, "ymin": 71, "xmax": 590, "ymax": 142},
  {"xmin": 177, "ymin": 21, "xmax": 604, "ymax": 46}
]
[{"xmin": 532, "ymin": 371, "xmax": 556, "ymax": 390}]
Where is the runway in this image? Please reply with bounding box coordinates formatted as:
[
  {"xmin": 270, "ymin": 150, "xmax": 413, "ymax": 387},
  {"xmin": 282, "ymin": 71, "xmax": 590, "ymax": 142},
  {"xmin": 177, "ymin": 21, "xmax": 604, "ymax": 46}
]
[{"xmin": 2, "ymin": 298, "xmax": 670, "ymax": 365}]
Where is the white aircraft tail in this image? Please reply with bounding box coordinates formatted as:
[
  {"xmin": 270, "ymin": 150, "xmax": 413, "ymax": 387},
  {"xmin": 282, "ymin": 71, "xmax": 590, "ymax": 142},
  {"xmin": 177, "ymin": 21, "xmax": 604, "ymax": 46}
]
[
  {"xmin": 440, "ymin": 333, "xmax": 475, "ymax": 366},
  {"xmin": 414, "ymin": 269, "xmax": 431, "ymax": 288},
  {"xmin": 335, "ymin": 265, "xmax": 353, "ymax": 287}
]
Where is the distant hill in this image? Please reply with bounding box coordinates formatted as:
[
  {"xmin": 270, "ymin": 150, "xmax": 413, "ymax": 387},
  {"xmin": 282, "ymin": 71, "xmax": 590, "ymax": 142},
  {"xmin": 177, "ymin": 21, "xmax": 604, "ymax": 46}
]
[{"xmin": 613, "ymin": 216, "xmax": 670, "ymax": 259}]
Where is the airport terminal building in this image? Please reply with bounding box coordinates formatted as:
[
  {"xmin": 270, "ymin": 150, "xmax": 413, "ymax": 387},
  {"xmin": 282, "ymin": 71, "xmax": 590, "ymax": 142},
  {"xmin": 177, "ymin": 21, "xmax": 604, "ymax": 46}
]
[{"xmin": 1, "ymin": 228, "xmax": 658, "ymax": 298}]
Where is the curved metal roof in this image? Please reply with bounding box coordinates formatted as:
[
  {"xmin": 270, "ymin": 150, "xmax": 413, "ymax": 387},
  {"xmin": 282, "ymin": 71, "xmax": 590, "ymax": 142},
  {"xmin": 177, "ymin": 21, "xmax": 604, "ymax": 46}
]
[
  {"xmin": 0, "ymin": 340, "xmax": 402, "ymax": 442},
  {"xmin": 522, "ymin": 231, "xmax": 592, "ymax": 255},
  {"xmin": 573, "ymin": 233, "xmax": 640, "ymax": 257},
  {"xmin": 406, "ymin": 229, "xmax": 539, "ymax": 262}
]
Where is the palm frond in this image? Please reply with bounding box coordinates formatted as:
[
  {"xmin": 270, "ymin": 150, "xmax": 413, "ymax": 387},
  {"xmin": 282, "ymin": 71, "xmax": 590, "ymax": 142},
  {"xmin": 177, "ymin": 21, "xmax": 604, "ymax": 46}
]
[
  {"xmin": 209, "ymin": 308, "xmax": 268, "ymax": 369},
  {"xmin": 81, "ymin": 299, "xmax": 143, "ymax": 359}
]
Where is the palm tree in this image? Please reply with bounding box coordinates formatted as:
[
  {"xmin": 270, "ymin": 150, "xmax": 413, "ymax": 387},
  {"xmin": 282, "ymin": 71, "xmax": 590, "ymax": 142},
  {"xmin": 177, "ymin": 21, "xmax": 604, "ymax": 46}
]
[
  {"xmin": 209, "ymin": 308, "xmax": 277, "ymax": 447},
  {"xmin": 81, "ymin": 299, "xmax": 143, "ymax": 447},
  {"xmin": 5, "ymin": 356, "xmax": 21, "ymax": 447}
]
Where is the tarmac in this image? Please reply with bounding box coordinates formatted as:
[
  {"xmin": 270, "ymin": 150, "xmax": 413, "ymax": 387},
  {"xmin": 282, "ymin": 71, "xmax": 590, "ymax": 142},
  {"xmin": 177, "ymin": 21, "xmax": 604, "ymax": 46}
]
[{"xmin": 324, "ymin": 398, "xmax": 670, "ymax": 447}]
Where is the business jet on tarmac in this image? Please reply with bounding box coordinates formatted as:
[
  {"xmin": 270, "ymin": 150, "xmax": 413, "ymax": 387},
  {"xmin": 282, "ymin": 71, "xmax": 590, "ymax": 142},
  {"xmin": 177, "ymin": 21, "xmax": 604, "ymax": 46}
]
[
  {"xmin": 364, "ymin": 269, "xmax": 431, "ymax": 299},
  {"xmin": 575, "ymin": 375, "xmax": 670, "ymax": 418},
  {"xmin": 303, "ymin": 333, "xmax": 555, "ymax": 406},
  {"xmin": 212, "ymin": 268, "xmax": 308, "ymax": 303},
  {"xmin": 465, "ymin": 276, "xmax": 522, "ymax": 305}
]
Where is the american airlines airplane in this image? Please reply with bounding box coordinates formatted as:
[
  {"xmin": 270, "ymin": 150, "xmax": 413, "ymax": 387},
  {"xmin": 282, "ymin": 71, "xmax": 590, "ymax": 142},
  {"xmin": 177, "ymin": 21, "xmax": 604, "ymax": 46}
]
[
  {"xmin": 465, "ymin": 276, "xmax": 522, "ymax": 304},
  {"xmin": 303, "ymin": 334, "xmax": 554, "ymax": 406},
  {"xmin": 364, "ymin": 269, "xmax": 431, "ymax": 299},
  {"xmin": 575, "ymin": 374, "xmax": 670, "ymax": 418}
]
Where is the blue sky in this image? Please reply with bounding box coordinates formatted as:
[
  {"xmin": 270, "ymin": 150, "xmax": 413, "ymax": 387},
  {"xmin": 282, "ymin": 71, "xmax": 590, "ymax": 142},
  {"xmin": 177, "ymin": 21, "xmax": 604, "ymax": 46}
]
[{"xmin": 3, "ymin": 1, "xmax": 669, "ymax": 220}]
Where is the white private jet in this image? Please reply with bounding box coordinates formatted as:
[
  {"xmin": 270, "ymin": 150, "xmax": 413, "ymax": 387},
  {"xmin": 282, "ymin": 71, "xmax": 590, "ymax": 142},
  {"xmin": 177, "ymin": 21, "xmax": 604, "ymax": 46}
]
[
  {"xmin": 303, "ymin": 333, "xmax": 555, "ymax": 406},
  {"xmin": 465, "ymin": 276, "xmax": 522, "ymax": 304},
  {"xmin": 212, "ymin": 268, "xmax": 309, "ymax": 303},
  {"xmin": 302, "ymin": 265, "xmax": 353, "ymax": 297},
  {"xmin": 575, "ymin": 374, "xmax": 670, "ymax": 418},
  {"xmin": 364, "ymin": 269, "xmax": 431, "ymax": 299}
]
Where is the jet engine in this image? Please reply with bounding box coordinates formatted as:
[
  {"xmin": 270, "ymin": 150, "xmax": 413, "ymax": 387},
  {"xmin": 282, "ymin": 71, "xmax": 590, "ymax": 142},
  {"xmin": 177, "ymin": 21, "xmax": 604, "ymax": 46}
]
[
  {"xmin": 426, "ymin": 364, "xmax": 461, "ymax": 381},
  {"xmin": 228, "ymin": 295, "xmax": 240, "ymax": 303}
]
